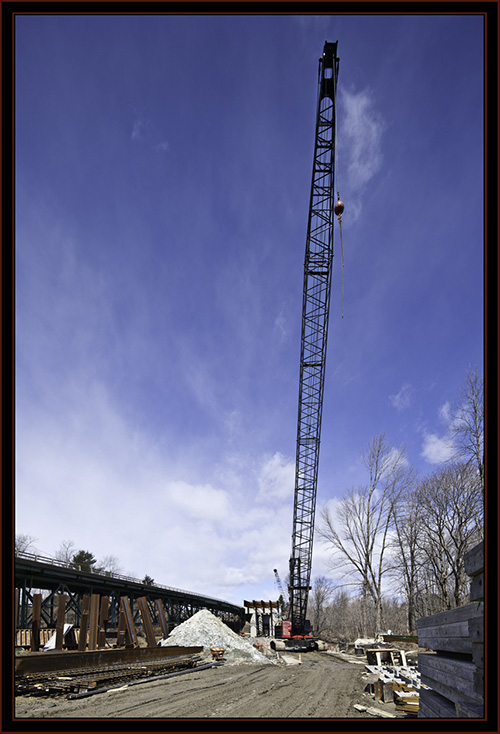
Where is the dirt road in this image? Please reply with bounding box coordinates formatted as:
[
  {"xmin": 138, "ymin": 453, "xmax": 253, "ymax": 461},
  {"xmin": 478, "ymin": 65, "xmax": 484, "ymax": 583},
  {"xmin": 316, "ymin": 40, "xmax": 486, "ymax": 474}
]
[{"xmin": 15, "ymin": 651, "xmax": 404, "ymax": 722}]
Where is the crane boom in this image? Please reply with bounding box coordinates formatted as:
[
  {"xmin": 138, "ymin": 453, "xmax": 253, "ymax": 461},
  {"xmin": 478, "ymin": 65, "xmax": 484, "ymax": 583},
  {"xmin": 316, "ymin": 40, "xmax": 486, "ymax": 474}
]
[{"xmin": 288, "ymin": 41, "xmax": 339, "ymax": 639}]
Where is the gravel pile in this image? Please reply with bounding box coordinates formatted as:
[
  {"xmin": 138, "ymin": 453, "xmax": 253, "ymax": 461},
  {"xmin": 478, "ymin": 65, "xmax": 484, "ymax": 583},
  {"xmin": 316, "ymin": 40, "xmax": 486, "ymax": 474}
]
[{"xmin": 160, "ymin": 609, "xmax": 273, "ymax": 665}]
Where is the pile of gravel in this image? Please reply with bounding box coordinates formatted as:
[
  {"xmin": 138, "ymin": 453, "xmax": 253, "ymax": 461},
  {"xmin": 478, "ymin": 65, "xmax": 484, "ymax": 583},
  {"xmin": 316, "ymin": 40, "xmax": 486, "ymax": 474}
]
[{"xmin": 160, "ymin": 609, "xmax": 273, "ymax": 665}]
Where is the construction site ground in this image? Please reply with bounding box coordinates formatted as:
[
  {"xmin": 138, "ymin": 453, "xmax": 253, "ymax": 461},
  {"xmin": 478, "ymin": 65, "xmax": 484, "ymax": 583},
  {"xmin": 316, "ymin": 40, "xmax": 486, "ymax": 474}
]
[{"xmin": 15, "ymin": 648, "xmax": 407, "ymax": 720}]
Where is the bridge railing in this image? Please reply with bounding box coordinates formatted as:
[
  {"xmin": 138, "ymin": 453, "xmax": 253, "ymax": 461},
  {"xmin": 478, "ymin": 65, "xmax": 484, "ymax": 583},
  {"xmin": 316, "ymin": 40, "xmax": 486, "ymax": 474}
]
[{"xmin": 15, "ymin": 550, "xmax": 237, "ymax": 608}]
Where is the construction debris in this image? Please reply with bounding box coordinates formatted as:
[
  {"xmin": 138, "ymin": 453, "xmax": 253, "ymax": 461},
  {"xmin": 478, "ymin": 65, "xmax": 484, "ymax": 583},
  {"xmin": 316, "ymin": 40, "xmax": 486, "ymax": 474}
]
[
  {"xmin": 160, "ymin": 609, "xmax": 273, "ymax": 665},
  {"xmin": 364, "ymin": 663, "xmax": 425, "ymax": 716}
]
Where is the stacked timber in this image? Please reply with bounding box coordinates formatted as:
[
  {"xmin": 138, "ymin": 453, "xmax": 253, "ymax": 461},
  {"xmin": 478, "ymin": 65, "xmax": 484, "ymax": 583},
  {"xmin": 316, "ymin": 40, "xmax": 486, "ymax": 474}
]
[{"xmin": 417, "ymin": 540, "xmax": 484, "ymax": 718}]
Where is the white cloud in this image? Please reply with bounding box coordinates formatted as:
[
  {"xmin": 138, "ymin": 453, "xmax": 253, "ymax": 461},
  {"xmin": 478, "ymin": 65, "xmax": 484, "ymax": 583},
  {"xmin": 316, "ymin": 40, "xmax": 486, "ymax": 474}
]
[
  {"xmin": 421, "ymin": 432, "xmax": 454, "ymax": 464},
  {"xmin": 257, "ymin": 452, "xmax": 294, "ymax": 504},
  {"xmin": 167, "ymin": 480, "xmax": 231, "ymax": 522},
  {"xmin": 15, "ymin": 372, "xmax": 297, "ymax": 604},
  {"xmin": 389, "ymin": 383, "xmax": 412, "ymax": 411}
]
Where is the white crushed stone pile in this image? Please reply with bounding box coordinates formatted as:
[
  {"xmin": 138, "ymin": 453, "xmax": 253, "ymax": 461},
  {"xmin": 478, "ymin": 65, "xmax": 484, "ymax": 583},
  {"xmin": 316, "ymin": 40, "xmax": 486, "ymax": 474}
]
[{"xmin": 160, "ymin": 609, "xmax": 273, "ymax": 664}]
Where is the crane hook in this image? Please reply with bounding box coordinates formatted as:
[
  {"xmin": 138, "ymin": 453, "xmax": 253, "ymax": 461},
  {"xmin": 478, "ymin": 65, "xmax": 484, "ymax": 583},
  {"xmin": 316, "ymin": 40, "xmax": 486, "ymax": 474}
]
[{"xmin": 334, "ymin": 196, "xmax": 345, "ymax": 318}]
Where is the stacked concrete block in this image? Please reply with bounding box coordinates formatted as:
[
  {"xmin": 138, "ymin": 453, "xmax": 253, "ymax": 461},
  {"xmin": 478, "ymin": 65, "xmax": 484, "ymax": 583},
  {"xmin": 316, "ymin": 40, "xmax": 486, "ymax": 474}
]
[{"xmin": 417, "ymin": 540, "xmax": 484, "ymax": 718}]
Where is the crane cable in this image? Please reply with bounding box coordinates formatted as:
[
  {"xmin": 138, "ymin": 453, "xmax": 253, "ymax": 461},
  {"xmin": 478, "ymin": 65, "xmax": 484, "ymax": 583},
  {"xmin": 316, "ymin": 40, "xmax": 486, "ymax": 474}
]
[{"xmin": 333, "ymin": 58, "xmax": 345, "ymax": 318}]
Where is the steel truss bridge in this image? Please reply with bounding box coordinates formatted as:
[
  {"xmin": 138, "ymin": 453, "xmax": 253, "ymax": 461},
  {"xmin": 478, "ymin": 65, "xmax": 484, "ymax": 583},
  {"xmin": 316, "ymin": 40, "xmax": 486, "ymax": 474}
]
[{"xmin": 15, "ymin": 552, "xmax": 245, "ymax": 634}]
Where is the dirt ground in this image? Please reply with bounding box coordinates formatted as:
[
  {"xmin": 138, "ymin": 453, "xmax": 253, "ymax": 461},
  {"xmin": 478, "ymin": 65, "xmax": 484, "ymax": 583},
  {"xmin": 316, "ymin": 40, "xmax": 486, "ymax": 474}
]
[{"xmin": 14, "ymin": 650, "xmax": 407, "ymax": 722}]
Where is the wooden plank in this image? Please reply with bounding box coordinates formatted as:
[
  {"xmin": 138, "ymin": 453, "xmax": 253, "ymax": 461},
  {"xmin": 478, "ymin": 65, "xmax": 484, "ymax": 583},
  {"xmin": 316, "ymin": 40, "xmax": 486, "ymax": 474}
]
[
  {"xmin": 473, "ymin": 668, "xmax": 484, "ymax": 697},
  {"xmin": 469, "ymin": 616, "xmax": 484, "ymax": 643},
  {"xmin": 381, "ymin": 634, "xmax": 418, "ymax": 644},
  {"xmin": 472, "ymin": 642, "xmax": 484, "ymax": 669},
  {"xmin": 418, "ymin": 627, "xmax": 473, "ymax": 654},
  {"xmin": 382, "ymin": 681, "xmax": 394, "ymax": 703},
  {"xmin": 469, "ymin": 573, "xmax": 484, "ymax": 602},
  {"xmin": 455, "ymin": 700, "xmax": 484, "ymax": 718},
  {"xmin": 417, "ymin": 602, "xmax": 483, "ymax": 630},
  {"xmin": 365, "ymin": 706, "xmax": 396, "ymax": 718},
  {"xmin": 55, "ymin": 595, "xmax": 66, "ymax": 650},
  {"xmin": 393, "ymin": 681, "xmax": 415, "ymax": 693},
  {"xmin": 418, "ymin": 652, "xmax": 476, "ymax": 682},
  {"xmin": 419, "ymin": 620, "xmax": 470, "ymax": 639},
  {"xmin": 419, "ymin": 688, "xmax": 456, "ymax": 718},
  {"xmin": 464, "ymin": 541, "xmax": 484, "ymax": 577},
  {"xmin": 419, "ymin": 663, "xmax": 483, "ymax": 705},
  {"xmin": 374, "ymin": 678, "xmax": 393, "ymax": 702},
  {"xmin": 78, "ymin": 595, "xmax": 90, "ymax": 651}
]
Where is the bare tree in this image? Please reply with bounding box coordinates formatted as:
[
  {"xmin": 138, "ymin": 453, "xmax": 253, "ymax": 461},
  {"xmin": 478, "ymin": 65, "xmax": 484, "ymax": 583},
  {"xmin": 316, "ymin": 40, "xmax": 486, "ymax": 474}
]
[
  {"xmin": 309, "ymin": 576, "xmax": 335, "ymax": 637},
  {"xmin": 450, "ymin": 367, "xmax": 484, "ymax": 492},
  {"xmin": 389, "ymin": 482, "xmax": 423, "ymax": 633},
  {"xmin": 15, "ymin": 534, "xmax": 37, "ymax": 555},
  {"xmin": 417, "ymin": 462, "xmax": 482, "ymax": 610},
  {"xmin": 326, "ymin": 589, "xmax": 356, "ymax": 642},
  {"xmin": 55, "ymin": 539, "xmax": 76, "ymax": 565},
  {"xmin": 318, "ymin": 434, "xmax": 413, "ymax": 635},
  {"xmin": 99, "ymin": 555, "xmax": 123, "ymax": 576}
]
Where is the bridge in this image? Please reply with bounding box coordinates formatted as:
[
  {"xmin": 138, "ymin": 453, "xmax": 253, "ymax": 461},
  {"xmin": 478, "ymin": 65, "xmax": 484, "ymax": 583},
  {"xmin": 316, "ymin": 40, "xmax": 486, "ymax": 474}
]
[{"xmin": 15, "ymin": 552, "xmax": 246, "ymax": 636}]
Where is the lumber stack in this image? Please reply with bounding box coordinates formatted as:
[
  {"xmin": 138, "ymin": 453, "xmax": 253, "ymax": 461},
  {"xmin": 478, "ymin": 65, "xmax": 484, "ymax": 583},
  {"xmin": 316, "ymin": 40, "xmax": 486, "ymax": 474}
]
[{"xmin": 417, "ymin": 540, "xmax": 484, "ymax": 718}]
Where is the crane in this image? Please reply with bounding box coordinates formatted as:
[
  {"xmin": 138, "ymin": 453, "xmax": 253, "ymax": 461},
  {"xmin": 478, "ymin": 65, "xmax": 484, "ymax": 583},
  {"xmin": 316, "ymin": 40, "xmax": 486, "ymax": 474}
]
[
  {"xmin": 273, "ymin": 568, "xmax": 289, "ymax": 619},
  {"xmin": 272, "ymin": 41, "xmax": 340, "ymax": 653}
]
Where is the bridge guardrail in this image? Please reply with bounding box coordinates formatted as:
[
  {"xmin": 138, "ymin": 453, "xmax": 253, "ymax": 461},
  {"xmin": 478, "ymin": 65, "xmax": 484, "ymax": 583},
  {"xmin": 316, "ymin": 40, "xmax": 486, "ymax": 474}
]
[{"xmin": 15, "ymin": 550, "xmax": 237, "ymax": 608}]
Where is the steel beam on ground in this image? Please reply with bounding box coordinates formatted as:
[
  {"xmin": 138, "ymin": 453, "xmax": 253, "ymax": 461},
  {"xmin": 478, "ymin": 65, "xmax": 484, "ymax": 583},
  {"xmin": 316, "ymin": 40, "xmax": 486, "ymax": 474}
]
[{"xmin": 14, "ymin": 645, "xmax": 204, "ymax": 676}]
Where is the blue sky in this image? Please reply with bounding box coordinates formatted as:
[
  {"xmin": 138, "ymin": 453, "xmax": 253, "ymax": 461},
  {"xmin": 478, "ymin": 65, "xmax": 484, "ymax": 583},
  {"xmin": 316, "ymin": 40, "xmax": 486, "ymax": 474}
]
[{"xmin": 15, "ymin": 14, "xmax": 484, "ymax": 606}]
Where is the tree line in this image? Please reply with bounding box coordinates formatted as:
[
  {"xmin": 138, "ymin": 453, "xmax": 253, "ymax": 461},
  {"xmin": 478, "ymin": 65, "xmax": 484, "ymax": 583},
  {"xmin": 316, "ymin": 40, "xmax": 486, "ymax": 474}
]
[{"xmin": 312, "ymin": 367, "xmax": 484, "ymax": 639}]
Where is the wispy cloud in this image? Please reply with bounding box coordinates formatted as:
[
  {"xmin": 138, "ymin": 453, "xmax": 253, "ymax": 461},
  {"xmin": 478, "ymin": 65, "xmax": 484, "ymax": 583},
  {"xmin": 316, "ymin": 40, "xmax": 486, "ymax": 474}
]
[
  {"xmin": 389, "ymin": 383, "xmax": 413, "ymax": 411},
  {"xmin": 131, "ymin": 114, "xmax": 169, "ymax": 153},
  {"xmin": 257, "ymin": 452, "xmax": 294, "ymax": 504},
  {"xmin": 131, "ymin": 114, "xmax": 147, "ymax": 141},
  {"xmin": 339, "ymin": 87, "xmax": 385, "ymax": 220},
  {"xmin": 273, "ymin": 310, "xmax": 290, "ymax": 342}
]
